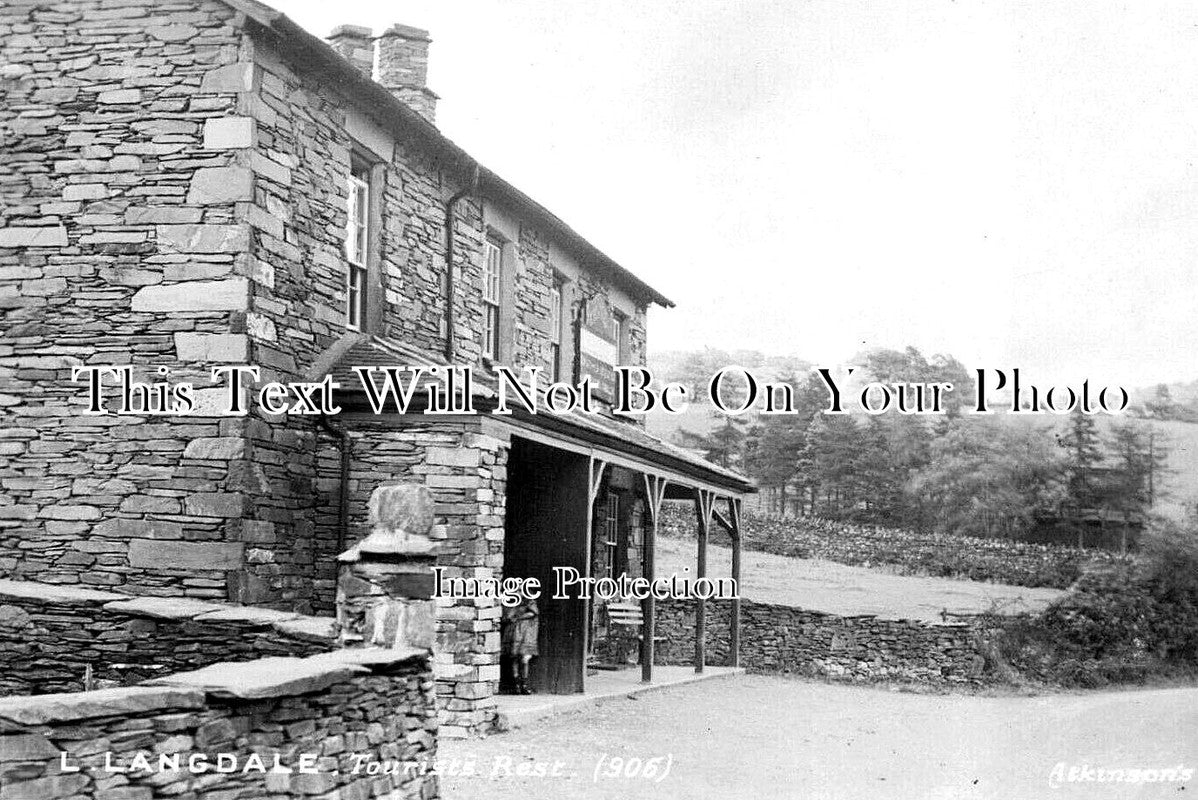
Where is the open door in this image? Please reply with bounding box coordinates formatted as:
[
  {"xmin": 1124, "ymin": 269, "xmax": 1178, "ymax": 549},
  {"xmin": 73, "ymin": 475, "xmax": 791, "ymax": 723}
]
[{"xmin": 503, "ymin": 438, "xmax": 590, "ymax": 694}]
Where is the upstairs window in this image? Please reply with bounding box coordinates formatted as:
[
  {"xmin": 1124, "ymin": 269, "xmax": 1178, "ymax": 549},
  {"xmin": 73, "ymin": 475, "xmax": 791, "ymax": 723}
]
[
  {"xmin": 549, "ymin": 280, "xmax": 563, "ymax": 381},
  {"xmin": 612, "ymin": 310, "xmax": 629, "ymax": 401},
  {"xmin": 482, "ymin": 236, "xmax": 503, "ymax": 361},
  {"xmin": 613, "ymin": 311, "xmax": 627, "ymax": 364},
  {"xmin": 345, "ymin": 164, "xmax": 371, "ymax": 330}
]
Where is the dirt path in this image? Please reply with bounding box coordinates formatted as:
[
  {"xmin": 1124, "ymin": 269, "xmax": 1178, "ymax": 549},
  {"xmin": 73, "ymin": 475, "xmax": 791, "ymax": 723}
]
[
  {"xmin": 438, "ymin": 675, "xmax": 1197, "ymax": 800},
  {"xmin": 655, "ymin": 536, "xmax": 1063, "ymax": 622}
]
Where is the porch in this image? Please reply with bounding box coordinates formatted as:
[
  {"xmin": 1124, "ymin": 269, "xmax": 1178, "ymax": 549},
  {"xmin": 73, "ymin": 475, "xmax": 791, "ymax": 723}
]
[{"xmin": 497, "ymin": 420, "xmax": 753, "ymax": 696}]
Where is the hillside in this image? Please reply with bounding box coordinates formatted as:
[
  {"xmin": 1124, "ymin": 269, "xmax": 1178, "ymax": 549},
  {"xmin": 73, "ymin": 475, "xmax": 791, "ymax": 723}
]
[
  {"xmin": 1124, "ymin": 418, "xmax": 1198, "ymax": 518},
  {"xmin": 646, "ymin": 349, "xmax": 1198, "ymax": 519},
  {"xmin": 644, "ymin": 349, "xmax": 811, "ymax": 442}
]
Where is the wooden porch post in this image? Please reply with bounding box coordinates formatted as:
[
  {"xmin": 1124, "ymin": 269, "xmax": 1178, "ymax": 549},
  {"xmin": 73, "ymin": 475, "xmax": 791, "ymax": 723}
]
[
  {"xmin": 694, "ymin": 489, "xmax": 714, "ymax": 674},
  {"xmin": 729, "ymin": 496, "xmax": 742, "ymax": 668},
  {"xmin": 712, "ymin": 496, "xmax": 743, "ymax": 670},
  {"xmin": 582, "ymin": 457, "xmax": 607, "ymax": 692},
  {"xmin": 641, "ymin": 474, "xmax": 667, "ymax": 683}
]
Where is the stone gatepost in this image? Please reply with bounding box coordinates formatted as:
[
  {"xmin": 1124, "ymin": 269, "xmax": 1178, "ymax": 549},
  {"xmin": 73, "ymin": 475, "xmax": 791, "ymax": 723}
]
[{"xmin": 336, "ymin": 485, "xmax": 438, "ymax": 650}]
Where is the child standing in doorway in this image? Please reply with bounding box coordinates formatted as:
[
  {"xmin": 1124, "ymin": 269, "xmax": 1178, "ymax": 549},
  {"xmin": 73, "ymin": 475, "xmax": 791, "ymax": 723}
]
[{"xmin": 502, "ymin": 596, "xmax": 539, "ymax": 694}]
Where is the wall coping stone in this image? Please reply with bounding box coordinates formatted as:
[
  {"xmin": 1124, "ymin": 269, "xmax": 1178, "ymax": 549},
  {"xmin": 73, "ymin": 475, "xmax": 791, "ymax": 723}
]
[
  {"xmin": 273, "ymin": 616, "xmax": 338, "ymax": 642},
  {"xmin": 194, "ymin": 605, "xmax": 303, "ymax": 626},
  {"xmin": 145, "ymin": 648, "xmax": 429, "ymax": 701},
  {"xmin": 0, "ymin": 579, "xmax": 126, "ymax": 606},
  {"xmin": 102, "ymin": 596, "xmax": 234, "ymax": 620},
  {"xmin": 0, "ymin": 686, "xmax": 204, "ymax": 725},
  {"xmin": 308, "ymin": 646, "xmax": 429, "ymax": 671},
  {"xmin": 338, "ymin": 538, "xmax": 437, "ymax": 562},
  {"xmin": 147, "ymin": 657, "xmax": 366, "ymax": 700},
  {"xmin": 0, "ymin": 579, "xmax": 337, "ymax": 645}
]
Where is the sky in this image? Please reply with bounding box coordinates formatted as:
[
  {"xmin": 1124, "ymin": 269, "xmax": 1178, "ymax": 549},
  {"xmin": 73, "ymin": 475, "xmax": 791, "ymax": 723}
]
[{"xmin": 271, "ymin": 0, "xmax": 1198, "ymax": 387}]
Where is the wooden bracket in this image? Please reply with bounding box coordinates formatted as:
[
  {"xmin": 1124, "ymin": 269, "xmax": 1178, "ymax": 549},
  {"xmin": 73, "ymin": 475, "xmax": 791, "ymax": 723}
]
[
  {"xmin": 642, "ymin": 473, "xmax": 668, "ymax": 521},
  {"xmin": 589, "ymin": 458, "xmax": 608, "ymax": 505}
]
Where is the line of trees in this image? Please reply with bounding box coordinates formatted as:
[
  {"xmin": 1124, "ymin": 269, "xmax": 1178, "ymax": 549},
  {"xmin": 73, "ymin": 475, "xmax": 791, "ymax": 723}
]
[{"xmin": 674, "ymin": 347, "xmax": 1168, "ymax": 542}]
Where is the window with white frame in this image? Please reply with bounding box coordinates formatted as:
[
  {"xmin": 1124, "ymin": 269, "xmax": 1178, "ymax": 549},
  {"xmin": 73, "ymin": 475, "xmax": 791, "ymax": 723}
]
[
  {"xmin": 549, "ymin": 280, "xmax": 563, "ymax": 381},
  {"xmin": 482, "ymin": 237, "xmax": 503, "ymax": 360},
  {"xmin": 344, "ymin": 166, "xmax": 370, "ymax": 330}
]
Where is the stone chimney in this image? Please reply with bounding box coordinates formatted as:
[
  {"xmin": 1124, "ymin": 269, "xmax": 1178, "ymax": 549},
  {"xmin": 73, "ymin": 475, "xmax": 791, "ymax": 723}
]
[
  {"xmin": 377, "ymin": 24, "xmax": 439, "ymax": 124},
  {"xmin": 326, "ymin": 24, "xmax": 374, "ymax": 77}
]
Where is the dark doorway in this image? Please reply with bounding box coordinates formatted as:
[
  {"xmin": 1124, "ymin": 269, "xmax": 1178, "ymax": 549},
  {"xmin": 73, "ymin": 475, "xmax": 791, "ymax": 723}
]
[{"xmin": 503, "ymin": 438, "xmax": 590, "ymax": 694}]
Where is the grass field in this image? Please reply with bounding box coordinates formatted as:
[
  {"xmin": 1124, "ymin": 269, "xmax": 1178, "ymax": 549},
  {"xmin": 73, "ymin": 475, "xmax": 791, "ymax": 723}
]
[{"xmin": 1133, "ymin": 419, "xmax": 1198, "ymax": 519}]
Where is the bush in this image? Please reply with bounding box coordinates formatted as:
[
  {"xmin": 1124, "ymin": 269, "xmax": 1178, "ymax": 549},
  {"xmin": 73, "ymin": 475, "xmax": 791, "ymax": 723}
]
[{"xmin": 987, "ymin": 518, "xmax": 1198, "ymax": 687}]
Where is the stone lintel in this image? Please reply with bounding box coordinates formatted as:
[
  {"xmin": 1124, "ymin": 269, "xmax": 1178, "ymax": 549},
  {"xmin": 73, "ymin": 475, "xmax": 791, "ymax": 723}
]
[{"xmin": 127, "ymin": 540, "xmax": 245, "ymax": 571}]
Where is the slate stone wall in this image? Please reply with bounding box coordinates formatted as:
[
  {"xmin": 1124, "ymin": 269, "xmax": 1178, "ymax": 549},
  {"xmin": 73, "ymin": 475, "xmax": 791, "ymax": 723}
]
[
  {"xmin": 0, "ymin": 580, "xmax": 336, "ymax": 697},
  {"xmin": 0, "ymin": 652, "xmax": 439, "ymax": 800},
  {"xmin": 656, "ymin": 598, "xmax": 986, "ymax": 684},
  {"xmin": 660, "ymin": 504, "xmax": 1129, "ymax": 590},
  {"xmin": 0, "ymin": 0, "xmax": 263, "ymax": 598}
]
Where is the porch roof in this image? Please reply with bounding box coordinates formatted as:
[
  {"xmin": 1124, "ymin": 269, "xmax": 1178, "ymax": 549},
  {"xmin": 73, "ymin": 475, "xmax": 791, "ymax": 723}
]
[{"xmin": 311, "ymin": 335, "xmax": 756, "ymax": 496}]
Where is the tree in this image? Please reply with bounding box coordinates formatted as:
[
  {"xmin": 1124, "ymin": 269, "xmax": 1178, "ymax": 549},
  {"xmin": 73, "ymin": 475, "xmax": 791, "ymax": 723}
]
[
  {"xmin": 1144, "ymin": 384, "xmax": 1175, "ymax": 421},
  {"xmin": 797, "ymin": 413, "xmax": 870, "ymax": 519},
  {"xmin": 677, "ymin": 410, "xmax": 749, "ymax": 470},
  {"xmin": 856, "ymin": 416, "xmax": 905, "ymax": 523},
  {"xmin": 1060, "ymin": 409, "xmax": 1103, "ymax": 509},
  {"xmin": 862, "ymin": 346, "xmax": 974, "ymax": 417},
  {"xmin": 1108, "ymin": 420, "xmax": 1169, "ymax": 511},
  {"xmin": 908, "ymin": 419, "xmax": 1065, "ymax": 538},
  {"xmin": 743, "ymin": 371, "xmax": 827, "ymax": 515}
]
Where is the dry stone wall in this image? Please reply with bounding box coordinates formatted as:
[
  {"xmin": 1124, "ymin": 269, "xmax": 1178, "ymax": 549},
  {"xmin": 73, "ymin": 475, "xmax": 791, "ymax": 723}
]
[
  {"xmin": 0, "ymin": 579, "xmax": 336, "ymax": 697},
  {"xmin": 657, "ymin": 598, "xmax": 986, "ymax": 684},
  {"xmin": 660, "ymin": 504, "xmax": 1129, "ymax": 589},
  {"xmin": 0, "ymin": 650, "xmax": 439, "ymax": 800}
]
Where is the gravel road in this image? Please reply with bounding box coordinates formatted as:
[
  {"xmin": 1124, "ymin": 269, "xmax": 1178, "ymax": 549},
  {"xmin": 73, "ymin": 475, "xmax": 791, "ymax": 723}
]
[{"xmin": 438, "ymin": 675, "xmax": 1197, "ymax": 800}]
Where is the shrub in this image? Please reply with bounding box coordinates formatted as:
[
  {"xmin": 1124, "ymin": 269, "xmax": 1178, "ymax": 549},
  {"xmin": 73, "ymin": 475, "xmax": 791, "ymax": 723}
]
[{"xmin": 987, "ymin": 518, "xmax": 1198, "ymax": 687}]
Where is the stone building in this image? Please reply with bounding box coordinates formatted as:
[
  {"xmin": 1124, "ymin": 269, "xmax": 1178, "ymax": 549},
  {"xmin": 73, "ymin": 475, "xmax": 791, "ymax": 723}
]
[{"xmin": 0, "ymin": 0, "xmax": 752, "ymax": 734}]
